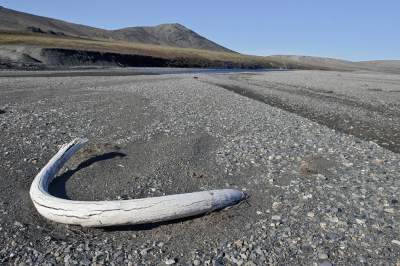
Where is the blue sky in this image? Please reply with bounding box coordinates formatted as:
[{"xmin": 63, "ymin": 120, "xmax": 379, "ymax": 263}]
[{"xmin": 1, "ymin": 0, "xmax": 399, "ymax": 61}]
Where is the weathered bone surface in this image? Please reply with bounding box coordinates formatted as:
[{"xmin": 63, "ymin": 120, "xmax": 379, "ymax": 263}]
[{"xmin": 30, "ymin": 138, "xmax": 245, "ymax": 227}]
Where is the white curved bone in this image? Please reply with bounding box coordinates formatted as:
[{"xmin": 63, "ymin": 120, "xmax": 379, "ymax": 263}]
[{"xmin": 29, "ymin": 138, "xmax": 245, "ymax": 227}]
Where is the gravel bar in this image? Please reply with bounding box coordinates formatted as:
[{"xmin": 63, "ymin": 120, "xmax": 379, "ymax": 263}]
[{"xmin": 0, "ymin": 70, "xmax": 399, "ymax": 265}]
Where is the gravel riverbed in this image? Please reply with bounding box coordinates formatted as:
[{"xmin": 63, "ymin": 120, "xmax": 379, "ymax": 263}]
[{"xmin": 0, "ymin": 70, "xmax": 399, "ymax": 265}]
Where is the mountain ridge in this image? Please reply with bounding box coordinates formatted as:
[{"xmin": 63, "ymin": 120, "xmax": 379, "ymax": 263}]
[
  {"xmin": 0, "ymin": 6, "xmax": 233, "ymax": 52},
  {"xmin": 271, "ymin": 55, "xmax": 400, "ymax": 73},
  {"xmin": 1, "ymin": 6, "xmax": 399, "ymax": 72}
]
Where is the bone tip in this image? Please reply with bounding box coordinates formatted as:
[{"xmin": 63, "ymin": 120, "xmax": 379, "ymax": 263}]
[{"xmin": 228, "ymin": 189, "xmax": 248, "ymax": 202}]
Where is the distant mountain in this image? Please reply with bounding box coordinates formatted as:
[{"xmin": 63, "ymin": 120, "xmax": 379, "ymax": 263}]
[
  {"xmin": 272, "ymin": 55, "xmax": 400, "ymax": 73},
  {"xmin": 112, "ymin": 23, "xmax": 233, "ymax": 52},
  {"xmin": 0, "ymin": 6, "xmax": 233, "ymax": 52},
  {"xmin": 357, "ymin": 60, "xmax": 400, "ymax": 74},
  {"xmin": 1, "ymin": 6, "xmax": 398, "ymax": 72},
  {"xmin": 271, "ymin": 55, "xmax": 361, "ymax": 71}
]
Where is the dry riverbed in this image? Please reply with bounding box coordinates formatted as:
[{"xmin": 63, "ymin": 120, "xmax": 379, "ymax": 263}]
[{"xmin": 0, "ymin": 70, "xmax": 399, "ymax": 265}]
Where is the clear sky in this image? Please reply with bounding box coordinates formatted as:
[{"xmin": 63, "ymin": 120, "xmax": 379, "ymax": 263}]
[{"xmin": 1, "ymin": 0, "xmax": 399, "ymax": 61}]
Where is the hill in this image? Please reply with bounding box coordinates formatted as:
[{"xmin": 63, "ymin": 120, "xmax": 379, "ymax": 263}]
[
  {"xmin": 0, "ymin": 6, "xmax": 232, "ymax": 52},
  {"xmin": 0, "ymin": 34, "xmax": 313, "ymax": 70},
  {"xmin": 1, "ymin": 6, "xmax": 398, "ymax": 72},
  {"xmin": 272, "ymin": 55, "xmax": 400, "ymax": 74},
  {"xmin": 357, "ymin": 60, "xmax": 400, "ymax": 74},
  {"xmin": 271, "ymin": 55, "xmax": 359, "ymax": 70}
]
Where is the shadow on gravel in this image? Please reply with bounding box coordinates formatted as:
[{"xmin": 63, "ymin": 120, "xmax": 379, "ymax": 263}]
[
  {"xmin": 49, "ymin": 152, "xmax": 127, "ymax": 199},
  {"xmin": 0, "ymin": 109, "xmax": 6, "ymax": 114}
]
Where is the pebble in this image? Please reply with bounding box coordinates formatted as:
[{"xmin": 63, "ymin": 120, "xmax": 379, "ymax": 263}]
[
  {"xmin": 271, "ymin": 215, "xmax": 281, "ymax": 221},
  {"xmin": 318, "ymin": 253, "xmax": 328, "ymax": 260},
  {"xmin": 193, "ymin": 259, "xmax": 201, "ymax": 266},
  {"xmin": 165, "ymin": 258, "xmax": 176, "ymax": 265},
  {"xmin": 14, "ymin": 221, "xmax": 23, "ymax": 227},
  {"xmin": 391, "ymin": 240, "xmax": 400, "ymax": 246},
  {"xmin": 384, "ymin": 208, "xmax": 395, "ymax": 214},
  {"xmin": 240, "ymin": 253, "xmax": 247, "ymax": 260},
  {"xmin": 140, "ymin": 248, "xmax": 150, "ymax": 256},
  {"xmin": 234, "ymin": 240, "xmax": 244, "ymax": 248}
]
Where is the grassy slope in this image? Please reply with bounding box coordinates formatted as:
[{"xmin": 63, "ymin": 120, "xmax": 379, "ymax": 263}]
[{"xmin": 0, "ymin": 32, "xmax": 321, "ymax": 69}]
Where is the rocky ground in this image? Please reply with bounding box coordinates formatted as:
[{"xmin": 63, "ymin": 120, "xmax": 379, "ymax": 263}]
[{"xmin": 0, "ymin": 70, "xmax": 399, "ymax": 265}]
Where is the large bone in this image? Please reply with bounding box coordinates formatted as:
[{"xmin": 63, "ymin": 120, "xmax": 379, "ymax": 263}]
[{"xmin": 29, "ymin": 138, "xmax": 245, "ymax": 227}]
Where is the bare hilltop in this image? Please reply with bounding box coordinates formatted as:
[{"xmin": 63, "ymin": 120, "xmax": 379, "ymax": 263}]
[{"xmin": 0, "ymin": 6, "xmax": 231, "ymax": 52}]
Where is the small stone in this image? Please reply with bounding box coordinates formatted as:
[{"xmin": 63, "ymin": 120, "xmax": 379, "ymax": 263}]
[
  {"xmin": 307, "ymin": 212, "xmax": 315, "ymax": 218},
  {"xmin": 355, "ymin": 219, "xmax": 365, "ymax": 225},
  {"xmin": 300, "ymin": 160, "xmax": 318, "ymax": 175},
  {"xmin": 327, "ymin": 216, "xmax": 339, "ymax": 223},
  {"xmin": 272, "ymin": 202, "xmax": 281, "ymax": 209},
  {"xmin": 358, "ymin": 256, "xmax": 367, "ymax": 263},
  {"xmin": 343, "ymin": 162, "xmax": 353, "ymax": 167},
  {"xmin": 271, "ymin": 215, "xmax": 281, "ymax": 221},
  {"xmin": 372, "ymin": 159, "xmax": 384, "ymax": 165},
  {"xmin": 140, "ymin": 248, "xmax": 150, "ymax": 256},
  {"xmin": 256, "ymin": 211, "xmax": 263, "ymax": 215},
  {"xmin": 318, "ymin": 253, "xmax": 328, "ymax": 260},
  {"xmin": 319, "ymin": 261, "xmax": 332, "ymax": 266},
  {"xmin": 303, "ymin": 194, "xmax": 313, "ymax": 200},
  {"xmin": 14, "ymin": 221, "xmax": 23, "ymax": 227},
  {"xmin": 64, "ymin": 255, "xmax": 71, "ymax": 264},
  {"xmin": 384, "ymin": 208, "xmax": 395, "ymax": 214},
  {"xmin": 234, "ymin": 240, "xmax": 244, "ymax": 248},
  {"xmin": 193, "ymin": 259, "xmax": 201, "ymax": 266},
  {"xmin": 254, "ymin": 247, "xmax": 263, "ymax": 255},
  {"xmin": 392, "ymin": 240, "xmax": 400, "ymax": 246},
  {"xmin": 80, "ymin": 258, "xmax": 91, "ymax": 265},
  {"xmin": 165, "ymin": 258, "xmax": 176, "ymax": 265}
]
